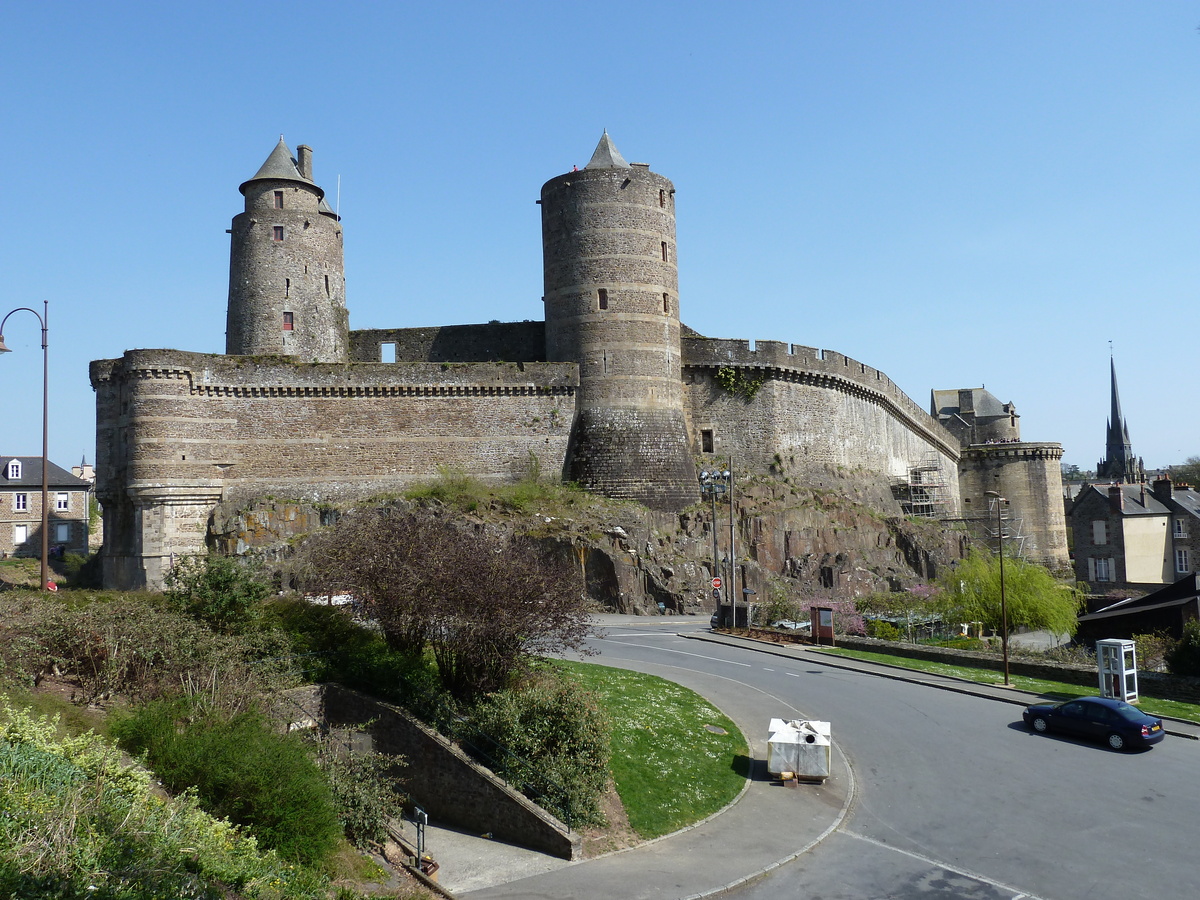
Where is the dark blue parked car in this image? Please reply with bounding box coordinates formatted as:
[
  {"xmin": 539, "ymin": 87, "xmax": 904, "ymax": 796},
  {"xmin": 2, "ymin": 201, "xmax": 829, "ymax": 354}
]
[{"xmin": 1022, "ymin": 696, "xmax": 1164, "ymax": 751}]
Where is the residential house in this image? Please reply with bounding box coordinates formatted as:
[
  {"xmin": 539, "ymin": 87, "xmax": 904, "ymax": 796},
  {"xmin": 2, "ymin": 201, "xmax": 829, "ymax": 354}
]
[
  {"xmin": 1075, "ymin": 572, "xmax": 1200, "ymax": 644},
  {"xmin": 0, "ymin": 456, "xmax": 92, "ymax": 558},
  {"xmin": 1069, "ymin": 477, "xmax": 1200, "ymax": 596}
]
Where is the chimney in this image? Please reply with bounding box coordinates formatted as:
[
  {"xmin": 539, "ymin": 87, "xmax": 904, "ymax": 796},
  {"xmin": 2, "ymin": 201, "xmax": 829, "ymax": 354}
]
[
  {"xmin": 957, "ymin": 389, "xmax": 975, "ymax": 416},
  {"xmin": 297, "ymin": 145, "xmax": 313, "ymax": 181},
  {"xmin": 1152, "ymin": 475, "xmax": 1173, "ymax": 503},
  {"xmin": 1108, "ymin": 484, "xmax": 1124, "ymax": 513}
]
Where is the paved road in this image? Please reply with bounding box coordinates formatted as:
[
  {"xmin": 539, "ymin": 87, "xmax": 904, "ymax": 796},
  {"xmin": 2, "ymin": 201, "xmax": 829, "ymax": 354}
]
[
  {"xmin": 593, "ymin": 619, "xmax": 1200, "ymax": 900},
  {"xmin": 461, "ymin": 617, "xmax": 1200, "ymax": 899}
]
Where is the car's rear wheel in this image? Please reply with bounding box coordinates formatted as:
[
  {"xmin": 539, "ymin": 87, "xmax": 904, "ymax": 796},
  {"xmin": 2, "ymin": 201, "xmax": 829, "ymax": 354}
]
[
  {"xmin": 1031, "ymin": 716, "xmax": 1048, "ymax": 733},
  {"xmin": 1107, "ymin": 732, "xmax": 1126, "ymax": 751}
]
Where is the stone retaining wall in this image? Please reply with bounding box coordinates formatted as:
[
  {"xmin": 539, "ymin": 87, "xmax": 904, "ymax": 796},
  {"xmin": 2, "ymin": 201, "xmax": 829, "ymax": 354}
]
[{"xmin": 278, "ymin": 684, "xmax": 580, "ymax": 860}]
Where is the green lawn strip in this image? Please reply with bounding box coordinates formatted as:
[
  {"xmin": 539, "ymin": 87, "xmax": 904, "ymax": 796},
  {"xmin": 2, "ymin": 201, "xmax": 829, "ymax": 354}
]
[
  {"xmin": 551, "ymin": 659, "xmax": 748, "ymax": 840},
  {"xmin": 814, "ymin": 647, "xmax": 1200, "ymax": 722}
]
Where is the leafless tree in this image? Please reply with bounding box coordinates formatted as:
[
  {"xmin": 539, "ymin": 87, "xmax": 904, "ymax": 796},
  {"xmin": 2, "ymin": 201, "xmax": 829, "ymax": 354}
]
[{"xmin": 297, "ymin": 505, "xmax": 592, "ymax": 698}]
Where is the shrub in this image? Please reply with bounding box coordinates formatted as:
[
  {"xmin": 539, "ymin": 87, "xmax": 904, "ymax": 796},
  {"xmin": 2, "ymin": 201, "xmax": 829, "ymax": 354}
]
[
  {"xmin": 0, "ymin": 697, "xmax": 333, "ymax": 899},
  {"xmin": 0, "ymin": 594, "xmax": 296, "ymax": 712},
  {"xmin": 164, "ymin": 553, "xmax": 271, "ymax": 634},
  {"xmin": 465, "ymin": 672, "xmax": 610, "ymax": 827},
  {"xmin": 111, "ymin": 701, "xmax": 342, "ymax": 867},
  {"xmin": 865, "ymin": 619, "xmax": 903, "ymax": 641},
  {"xmin": 1133, "ymin": 630, "xmax": 1176, "ymax": 673},
  {"xmin": 1167, "ymin": 620, "xmax": 1200, "ymax": 677},
  {"xmin": 61, "ymin": 551, "xmax": 102, "ymax": 588},
  {"xmin": 309, "ymin": 727, "xmax": 407, "ymax": 848}
]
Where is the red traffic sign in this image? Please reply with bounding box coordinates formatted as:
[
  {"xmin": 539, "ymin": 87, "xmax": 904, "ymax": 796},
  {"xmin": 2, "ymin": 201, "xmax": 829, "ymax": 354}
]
[{"xmin": 711, "ymin": 577, "xmax": 722, "ymax": 589}]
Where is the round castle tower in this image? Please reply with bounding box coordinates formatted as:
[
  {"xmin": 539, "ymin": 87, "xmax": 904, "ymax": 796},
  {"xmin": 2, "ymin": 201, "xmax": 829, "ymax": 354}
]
[
  {"xmin": 540, "ymin": 132, "xmax": 699, "ymax": 511},
  {"xmin": 226, "ymin": 138, "xmax": 348, "ymax": 362}
]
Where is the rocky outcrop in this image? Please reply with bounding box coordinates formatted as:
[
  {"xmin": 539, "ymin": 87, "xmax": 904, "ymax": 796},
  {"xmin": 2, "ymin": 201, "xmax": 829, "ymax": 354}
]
[{"xmin": 209, "ymin": 473, "xmax": 965, "ymax": 616}]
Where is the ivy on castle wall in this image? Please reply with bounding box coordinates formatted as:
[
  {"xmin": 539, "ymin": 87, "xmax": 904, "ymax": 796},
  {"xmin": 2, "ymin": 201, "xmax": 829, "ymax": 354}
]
[{"xmin": 714, "ymin": 367, "xmax": 766, "ymax": 401}]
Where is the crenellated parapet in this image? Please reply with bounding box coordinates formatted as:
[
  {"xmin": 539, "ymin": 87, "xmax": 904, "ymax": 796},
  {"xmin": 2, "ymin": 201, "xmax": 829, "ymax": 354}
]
[{"xmin": 682, "ymin": 336, "xmax": 959, "ymax": 460}]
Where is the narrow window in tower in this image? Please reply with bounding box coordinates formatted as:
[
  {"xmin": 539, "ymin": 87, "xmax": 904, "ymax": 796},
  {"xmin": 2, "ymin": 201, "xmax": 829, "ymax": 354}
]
[
  {"xmin": 659, "ymin": 189, "xmax": 665, "ymax": 207},
  {"xmin": 661, "ymin": 241, "xmax": 668, "ymax": 261},
  {"xmin": 598, "ymin": 289, "xmax": 608, "ymax": 310},
  {"xmin": 325, "ymin": 275, "xmax": 330, "ymax": 297},
  {"xmin": 663, "ymin": 293, "xmax": 670, "ymax": 314},
  {"xmin": 274, "ymin": 191, "xmax": 284, "ymax": 209},
  {"xmin": 701, "ymin": 429, "xmax": 714, "ymax": 453},
  {"xmin": 285, "ymin": 278, "xmax": 290, "ymax": 298},
  {"xmin": 282, "ymin": 312, "xmax": 294, "ymax": 331},
  {"xmin": 272, "ymin": 226, "xmax": 284, "ymax": 242}
]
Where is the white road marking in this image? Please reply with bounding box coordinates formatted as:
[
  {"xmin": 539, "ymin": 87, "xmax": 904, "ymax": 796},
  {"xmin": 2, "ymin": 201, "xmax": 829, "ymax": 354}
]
[
  {"xmin": 597, "ymin": 638, "xmax": 752, "ymax": 666},
  {"xmin": 843, "ymin": 829, "xmax": 1046, "ymax": 900}
]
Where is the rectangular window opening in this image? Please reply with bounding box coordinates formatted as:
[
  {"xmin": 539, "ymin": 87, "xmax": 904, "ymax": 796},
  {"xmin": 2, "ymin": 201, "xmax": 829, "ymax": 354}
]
[
  {"xmin": 272, "ymin": 225, "xmax": 284, "ymax": 242},
  {"xmin": 659, "ymin": 189, "xmax": 665, "ymax": 207},
  {"xmin": 1177, "ymin": 549, "xmax": 1191, "ymax": 574},
  {"xmin": 661, "ymin": 241, "xmax": 668, "ymax": 261},
  {"xmin": 701, "ymin": 429, "xmax": 714, "ymax": 453},
  {"xmin": 282, "ymin": 311, "xmax": 294, "ymax": 331},
  {"xmin": 14, "ymin": 524, "xmax": 28, "ymax": 546},
  {"xmin": 55, "ymin": 492, "xmax": 68, "ymax": 511},
  {"xmin": 325, "ymin": 274, "xmax": 330, "ymax": 296},
  {"xmin": 381, "ymin": 342, "xmax": 397, "ymax": 363},
  {"xmin": 663, "ymin": 292, "xmax": 670, "ymax": 314},
  {"xmin": 285, "ymin": 278, "xmax": 290, "ymax": 298},
  {"xmin": 273, "ymin": 191, "xmax": 284, "ymax": 209},
  {"xmin": 55, "ymin": 523, "xmax": 70, "ymax": 543},
  {"xmin": 598, "ymin": 288, "xmax": 608, "ymax": 310},
  {"xmin": 14, "ymin": 493, "xmax": 27, "ymax": 511}
]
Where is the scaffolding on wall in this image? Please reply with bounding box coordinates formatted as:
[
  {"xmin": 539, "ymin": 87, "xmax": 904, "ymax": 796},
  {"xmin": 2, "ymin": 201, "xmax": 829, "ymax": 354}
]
[
  {"xmin": 893, "ymin": 452, "xmax": 952, "ymax": 519},
  {"xmin": 964, "ymin": 495, "xmax": 1030, "ymax": 559}
]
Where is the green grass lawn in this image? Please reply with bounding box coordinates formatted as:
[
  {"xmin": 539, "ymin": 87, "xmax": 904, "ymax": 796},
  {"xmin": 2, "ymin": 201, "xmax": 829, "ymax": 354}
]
[
  {"xmin": 815, "ymin": 646, "xmax": 1200, "ymax": 722},
  {"xmin": 552, "ymin": 660, "xmax": 748, "ymax": 840}
]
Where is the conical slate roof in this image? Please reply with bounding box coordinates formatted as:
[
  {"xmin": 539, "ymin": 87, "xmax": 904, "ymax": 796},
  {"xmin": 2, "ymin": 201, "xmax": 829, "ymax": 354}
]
[
  {"xmin": 585, "ymin": 130, "xmax": 631, "ymax": 169},
  {"xmin": 239, "ymin": 137, "xmax": 320, "ymax": 196}
]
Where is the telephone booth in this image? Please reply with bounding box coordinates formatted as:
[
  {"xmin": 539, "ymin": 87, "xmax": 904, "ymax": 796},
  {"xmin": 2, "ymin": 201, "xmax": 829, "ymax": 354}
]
[{"xmin": 1096, "ymin": 638, "xmax": 1138, "ymax": 703}]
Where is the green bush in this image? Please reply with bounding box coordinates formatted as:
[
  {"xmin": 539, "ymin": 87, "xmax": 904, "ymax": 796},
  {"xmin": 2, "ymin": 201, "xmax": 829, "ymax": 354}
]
[
  {"xmin": 1167, "ymin": 620, "xmax": 1200, "ymax": 677},
  {"xmin": 111, "ymin": 701, "xmax": 342, "ymax": 867},
  {"xmin": 865, "ymin": 619, "xmax": 903, "ymax": 641},
  {"xmin": 309, "ymin": 728, "xmax": 407, "ymax": 848},
  {"xmin": 61, "ymin": 551, "xmax": 102, "ymax": 588},
  {"xmin": 1, "ymin": 697, "xmax": 333, "ymax": 899},
  {"xmin": 164, "ymin": 553, "xmax": 270, "ymax": 634},
  {"xmin": 465, "ymin": 673, "xmax": 610, "ymax": 827}
]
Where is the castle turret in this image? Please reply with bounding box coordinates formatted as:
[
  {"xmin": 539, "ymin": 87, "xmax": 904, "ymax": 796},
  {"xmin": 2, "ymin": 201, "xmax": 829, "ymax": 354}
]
[
  {"xmin": 540, "ymin": 133, "xmax": 699, "ymax": 510},
  {"xmin": 226, "ymin": 138, "xmax": 348, "ymax": 361}
]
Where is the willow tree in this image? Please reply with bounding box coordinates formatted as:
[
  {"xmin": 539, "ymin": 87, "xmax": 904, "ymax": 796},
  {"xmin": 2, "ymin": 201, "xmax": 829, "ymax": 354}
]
[{"xmin": 936, "ymin": 550, "xmax": 1084, "ymax": 643}]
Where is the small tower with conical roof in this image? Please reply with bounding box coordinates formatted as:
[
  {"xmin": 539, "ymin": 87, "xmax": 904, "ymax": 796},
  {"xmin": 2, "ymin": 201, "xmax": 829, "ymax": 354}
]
[
  {"xmin": 226, "ymin": 138, "xmax": 348, "ymax": 361},
  {"xmin": 1097, "ymin": 356, "xmax": 1144, "ymax": 482},
  {"xmin": 540, "ymin": 132, "xmax": 699, "ymax": 511}
]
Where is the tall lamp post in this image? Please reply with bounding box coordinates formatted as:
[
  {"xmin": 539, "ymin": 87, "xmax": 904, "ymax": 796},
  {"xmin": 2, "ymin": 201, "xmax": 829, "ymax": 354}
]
[
  {"xmin": 699, "ymin": 468, "xmax": 730, "ymax": 624},
  {"xmin": 984, "ymin": 490, "xmax": 1010, "ymax": 685},
  {"xmin": 0, "ymin": 301, "xmax": 50, "ymax": 592}
]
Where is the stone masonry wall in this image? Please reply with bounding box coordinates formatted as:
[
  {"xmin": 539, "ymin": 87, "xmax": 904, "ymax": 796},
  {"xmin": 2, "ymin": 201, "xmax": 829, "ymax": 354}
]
[
  {"xmin": 349, "ymin": 322, "xmax": 546, "ymax": 364},
  {"xmin": 682, "ymin": 338, "xmax": 960, "ymax": 502},
  {"xmin": 279, "ymin": 684, "xmax": 580, "ymax": 859},
  {"xmin": 90, "ymin": 349, "xmax": 577, "ymax": 587}
]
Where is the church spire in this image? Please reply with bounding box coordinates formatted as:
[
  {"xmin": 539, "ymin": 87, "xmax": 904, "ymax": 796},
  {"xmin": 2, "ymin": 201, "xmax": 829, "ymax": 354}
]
[{"xmin": 1098, "ymin": 355, "xmax": 1144, "ymax": 482}]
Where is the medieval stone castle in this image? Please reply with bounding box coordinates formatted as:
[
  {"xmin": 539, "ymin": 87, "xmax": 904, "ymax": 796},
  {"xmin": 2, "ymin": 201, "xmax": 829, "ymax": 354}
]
[{"xmin": 91, "ymin": 134, "xmax": 1069, "ymax": 590}]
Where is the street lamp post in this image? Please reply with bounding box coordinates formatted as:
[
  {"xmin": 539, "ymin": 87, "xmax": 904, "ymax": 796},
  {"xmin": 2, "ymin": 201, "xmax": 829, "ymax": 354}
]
[
  {"xmin": 984, "ymin": 490, "xmax": 1010, "ymax": 685},
  {"xmin": 699, "ymin": 468, "xmax": 730, "ymax": 625},
  {"xmin": 0, "ymin": 301, "xmax": 50, "ymax": 592}
]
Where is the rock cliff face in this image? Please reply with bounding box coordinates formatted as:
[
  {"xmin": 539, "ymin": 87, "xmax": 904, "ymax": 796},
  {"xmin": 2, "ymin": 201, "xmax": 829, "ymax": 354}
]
[{"xmin": 207, "ymin": 474, "xmax": 965, "ymax": 616}]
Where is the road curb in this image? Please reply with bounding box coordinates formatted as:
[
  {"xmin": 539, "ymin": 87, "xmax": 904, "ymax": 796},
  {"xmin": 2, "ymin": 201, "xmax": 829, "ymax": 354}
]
[{"xmin": 682, "ymin": 630, "xmax": 1200, "ymax": 741}]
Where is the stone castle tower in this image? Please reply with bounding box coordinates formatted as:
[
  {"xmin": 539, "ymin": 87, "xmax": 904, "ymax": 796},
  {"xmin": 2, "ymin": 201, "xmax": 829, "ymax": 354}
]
[
  {"xmin": 539, "ymin": 133, "xmax": 699, "ymax": 510},
  {"xmin": 226, "ymin": 138, "xmax": 349, "ymax": 362}
]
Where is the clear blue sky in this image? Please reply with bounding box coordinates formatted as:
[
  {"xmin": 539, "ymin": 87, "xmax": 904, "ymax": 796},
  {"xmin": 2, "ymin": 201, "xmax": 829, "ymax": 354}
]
[{"xmin": 1, "ymin": 2, "xmax": 1196, "ymax": 473}]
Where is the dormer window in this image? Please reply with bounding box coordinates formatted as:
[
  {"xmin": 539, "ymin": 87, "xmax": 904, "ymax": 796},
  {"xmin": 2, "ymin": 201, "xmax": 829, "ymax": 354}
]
[{"xmin": 6, "ymin": 461, "xmax": 20, "ymax": 479}]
